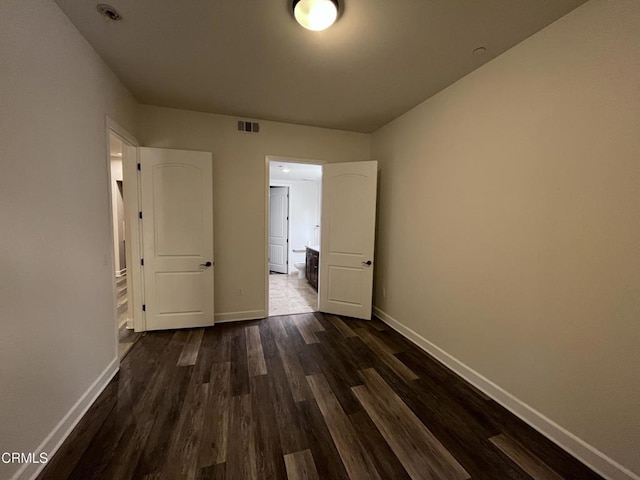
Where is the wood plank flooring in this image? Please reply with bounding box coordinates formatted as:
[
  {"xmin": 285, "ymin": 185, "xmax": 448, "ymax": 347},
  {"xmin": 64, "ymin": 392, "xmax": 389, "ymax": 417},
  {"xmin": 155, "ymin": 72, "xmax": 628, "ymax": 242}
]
[{"xmin": 39, "ymin": 313, "xmax": 605, "ymax": 480}]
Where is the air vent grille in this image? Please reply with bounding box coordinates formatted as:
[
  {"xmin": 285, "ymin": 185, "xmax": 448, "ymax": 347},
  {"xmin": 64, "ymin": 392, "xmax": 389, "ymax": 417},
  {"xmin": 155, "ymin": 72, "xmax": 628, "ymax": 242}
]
[{"xmin": 237, "ymin": 120, "xmax": 260, "ymax": 134}]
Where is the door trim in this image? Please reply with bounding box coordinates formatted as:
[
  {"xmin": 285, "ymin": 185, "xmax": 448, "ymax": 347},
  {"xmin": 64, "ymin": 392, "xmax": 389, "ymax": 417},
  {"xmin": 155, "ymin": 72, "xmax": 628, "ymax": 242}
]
[{"xmin": 105, "ymin": 117, "xmax": 143, "ymax": 341}]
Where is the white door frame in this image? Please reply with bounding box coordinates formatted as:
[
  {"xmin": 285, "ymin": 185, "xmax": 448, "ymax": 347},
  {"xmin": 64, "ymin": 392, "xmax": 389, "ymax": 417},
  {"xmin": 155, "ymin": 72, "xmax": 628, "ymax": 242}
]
[
  {"xmin": 105, "ymin": 118, "xmax": 144, "ymax": 347},
  {"xmin": 264, "ymin": 155, "xmax": 325, "ymax": 316}
]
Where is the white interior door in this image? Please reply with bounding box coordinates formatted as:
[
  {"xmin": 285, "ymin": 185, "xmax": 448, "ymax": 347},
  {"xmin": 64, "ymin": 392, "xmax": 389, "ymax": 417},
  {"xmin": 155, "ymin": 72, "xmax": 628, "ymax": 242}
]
[
  {"xmin": 140, "ymin": 147, "xmax": 214, "ymax": 331},
  {"xmin": 319, "ymin": 161, "xmax": 378, "ymax": 320},
  {"xmin": 269, "ymin": 186, "xmax": 289, "ymax": 274}
]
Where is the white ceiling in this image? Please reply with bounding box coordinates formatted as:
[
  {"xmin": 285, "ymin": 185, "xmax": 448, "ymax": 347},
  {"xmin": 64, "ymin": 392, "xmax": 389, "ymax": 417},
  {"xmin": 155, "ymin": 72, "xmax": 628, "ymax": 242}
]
[
  {"xmin": 54, "ymin": 0, "xmax": 587, "ymax": 133},
  {"xmin": 270, "ymin": 161, "xmax": 322, "ymax": 182}
]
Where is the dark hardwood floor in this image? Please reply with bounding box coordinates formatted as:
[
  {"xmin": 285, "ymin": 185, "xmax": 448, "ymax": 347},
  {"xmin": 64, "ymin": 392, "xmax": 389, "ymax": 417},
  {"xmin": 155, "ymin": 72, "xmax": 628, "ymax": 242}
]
[{"xmin": 38, "ymin": 313, "xmax": 604, "ymax": 480}]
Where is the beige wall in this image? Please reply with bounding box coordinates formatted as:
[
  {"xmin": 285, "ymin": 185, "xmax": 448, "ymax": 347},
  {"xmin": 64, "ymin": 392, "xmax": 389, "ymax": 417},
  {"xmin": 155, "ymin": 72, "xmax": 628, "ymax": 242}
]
[
  {"xmin": 137, "ymin": 105, "xmax": 370, "ymax": 320},
  {"xmin": 0, "ymin": 0, "xmax": 137, "ymax": 478},
  {"xmin": 372, "ymin": 0, "xmax": 640, "ymax": 477}
]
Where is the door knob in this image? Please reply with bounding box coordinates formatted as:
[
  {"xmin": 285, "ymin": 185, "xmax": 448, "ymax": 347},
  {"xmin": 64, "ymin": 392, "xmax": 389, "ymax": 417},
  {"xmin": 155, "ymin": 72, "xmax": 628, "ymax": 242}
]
[
  {"xmin": 200, "ymin": 261, "xmax": 213, "ymax": 267},
  {"xmin": 362, "ymin": 260, "xmax": 372, "ymax": 266}
]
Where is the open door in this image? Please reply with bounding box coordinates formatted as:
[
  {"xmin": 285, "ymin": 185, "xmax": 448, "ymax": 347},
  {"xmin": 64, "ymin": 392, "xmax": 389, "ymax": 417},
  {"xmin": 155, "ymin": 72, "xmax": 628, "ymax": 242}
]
[
  {"xmin": 269, "ymin": 186, "xmax": 289, "ymax": 274},
  {"xmin": 140, "ymin": 147, "xmax": 214, "ymax": 331},
  {"xmin": 319, "ymin": 161, "xmax": 377, "ymax": 320}
]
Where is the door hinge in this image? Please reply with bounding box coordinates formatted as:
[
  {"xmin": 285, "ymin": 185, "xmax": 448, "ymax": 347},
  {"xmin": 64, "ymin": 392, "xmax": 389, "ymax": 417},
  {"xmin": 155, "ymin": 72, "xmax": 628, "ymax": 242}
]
[
  {"xmin": 139, "ymin": 211, "xmax": 143, "ymax": 219},
  {"xmin": 137, "ymin": 163, "xmax": 141, "ymax": 171},
  {"xmin": 286, "ymin": 239, "xmax": 289, "ymax": 243},
  {"xmin": 140, "ymin": 258, "xmax": 144, "ymax": 266},
  {"xmin": 142, "ymin": 304, "xmax": 146, "ymax": 312}
]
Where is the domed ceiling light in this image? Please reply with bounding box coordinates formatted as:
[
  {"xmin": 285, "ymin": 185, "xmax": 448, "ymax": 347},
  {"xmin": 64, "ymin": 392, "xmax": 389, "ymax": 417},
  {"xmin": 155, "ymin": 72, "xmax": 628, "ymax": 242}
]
[{"xmin": 293, "ymin": 0, "xmax": 339, "ymax": 31}]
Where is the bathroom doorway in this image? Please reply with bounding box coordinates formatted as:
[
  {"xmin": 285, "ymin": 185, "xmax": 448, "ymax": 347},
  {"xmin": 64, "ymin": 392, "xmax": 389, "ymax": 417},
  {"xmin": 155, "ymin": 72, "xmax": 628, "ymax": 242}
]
[{"xmin": 267, "ymin": 158, "xmax": 322, "ymax": 316}]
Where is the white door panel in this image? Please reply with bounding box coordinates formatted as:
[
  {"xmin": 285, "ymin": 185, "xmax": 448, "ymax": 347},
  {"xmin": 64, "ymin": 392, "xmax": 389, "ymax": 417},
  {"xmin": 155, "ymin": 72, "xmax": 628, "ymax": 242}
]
[
  {"xmin": 327, "ymin": 266, "xmax": 364, "ymax": 305},
  {"xmin": 319, "ymin": 161, "xmax": 377, "ymax": 320},
  {"xmin": 269, "ymin": 186, "xmax": 289, "ymax": 274},
  {"xmin": 328, "ymin": 174, "xmax": 369, "ymax": 254},
  {"xmin": 140, "ymin": 147, "xmax": 214, "ymax": 331},
  {"xmin": 154, "ymin": 164, "xmax": 203, "ymax": 255}
]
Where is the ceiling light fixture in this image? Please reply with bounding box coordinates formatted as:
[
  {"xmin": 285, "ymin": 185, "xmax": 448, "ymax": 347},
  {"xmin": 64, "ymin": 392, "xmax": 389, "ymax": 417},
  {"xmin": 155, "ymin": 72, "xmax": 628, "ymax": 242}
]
[
  {"xmin": 96, "ymin": 4, "xmax": 122, "ymax": 21},
  {"xmin": 282, "ymin": 168, "xmax": 291, "ymax": 173},
  {"xmin": 293, "ymin": 0, "xmax": 339, "ymax": 31}
]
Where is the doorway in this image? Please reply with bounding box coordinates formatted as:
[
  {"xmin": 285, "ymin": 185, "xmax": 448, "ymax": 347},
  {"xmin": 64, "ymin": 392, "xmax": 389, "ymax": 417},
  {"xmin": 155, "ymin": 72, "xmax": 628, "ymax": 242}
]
[
  {"xmin": 107, "ymin": 130, "xmax": 142, "ymax": 359},
  {"xmin": 267, "ymin": 159, "xmax": 322, "ymax": 316}
]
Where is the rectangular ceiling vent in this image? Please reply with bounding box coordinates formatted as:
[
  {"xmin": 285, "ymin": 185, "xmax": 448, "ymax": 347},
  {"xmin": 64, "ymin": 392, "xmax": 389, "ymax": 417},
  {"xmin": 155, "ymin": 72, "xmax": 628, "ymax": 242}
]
[{"xmin": 237, "ymin": 120, "xmax": 260, "ymax": 134}]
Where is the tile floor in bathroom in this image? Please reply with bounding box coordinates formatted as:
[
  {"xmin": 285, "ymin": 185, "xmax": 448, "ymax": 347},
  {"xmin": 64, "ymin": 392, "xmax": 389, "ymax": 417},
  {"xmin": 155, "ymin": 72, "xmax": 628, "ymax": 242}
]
[{"xmin": 268, "ymin": 272, "xmax": 318, "ymax": 316}]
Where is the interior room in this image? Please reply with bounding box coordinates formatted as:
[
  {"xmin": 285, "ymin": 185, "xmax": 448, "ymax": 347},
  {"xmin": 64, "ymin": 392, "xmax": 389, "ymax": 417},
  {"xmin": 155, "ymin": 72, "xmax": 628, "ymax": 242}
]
[
  {"xmin": 268, "ymin": 160, "xmax": 321, "ymax": 316},
  {"xmin": 1, "ymin": 1, "xmax": 639, "ymax": 480}
]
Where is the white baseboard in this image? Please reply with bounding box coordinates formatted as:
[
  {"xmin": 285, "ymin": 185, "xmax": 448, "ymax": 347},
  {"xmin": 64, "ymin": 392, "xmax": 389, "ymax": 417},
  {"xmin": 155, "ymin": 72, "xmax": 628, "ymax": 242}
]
[
  {"xmin": 214, "ymin": 310, "xmax": 267, "ymax": 324},
  {"xmin": 11, "ymin": 358, "xmax": 119, "ymax": 480},
  {"xmin": 372, "ymin": 306, "xmax": 639, "ymax": 480}
]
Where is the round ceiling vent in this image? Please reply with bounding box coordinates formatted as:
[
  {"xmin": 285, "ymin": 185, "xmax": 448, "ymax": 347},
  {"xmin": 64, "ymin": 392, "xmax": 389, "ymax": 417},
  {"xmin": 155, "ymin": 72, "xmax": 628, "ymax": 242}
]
[{"xmin": 96, "ymin": 4, "xmax": 122, "ymax": 21}]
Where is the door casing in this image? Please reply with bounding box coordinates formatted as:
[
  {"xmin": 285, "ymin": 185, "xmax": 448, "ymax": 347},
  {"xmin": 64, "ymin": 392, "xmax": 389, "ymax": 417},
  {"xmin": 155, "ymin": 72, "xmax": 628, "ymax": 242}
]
[{"xmin": 105, "ymin": 117, "xmax": 142, "ymax": 353}]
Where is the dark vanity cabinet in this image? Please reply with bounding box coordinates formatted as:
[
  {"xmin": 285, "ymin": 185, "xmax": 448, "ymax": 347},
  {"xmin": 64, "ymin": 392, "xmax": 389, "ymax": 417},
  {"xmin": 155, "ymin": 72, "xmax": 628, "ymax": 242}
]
[{"xmin": 305, "ymin": 247, "xmax": 319, "ymax": 291}]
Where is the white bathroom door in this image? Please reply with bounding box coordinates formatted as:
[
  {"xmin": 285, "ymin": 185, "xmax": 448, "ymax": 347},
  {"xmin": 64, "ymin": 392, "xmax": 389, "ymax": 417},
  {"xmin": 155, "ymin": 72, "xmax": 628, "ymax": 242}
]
[
  {"xmin": 269, "ymin": 186, "xmax": 289, "ymax": 274},
  {"xmin": 319, "ymin": 161, "xmax": 378, "ymax": 320},
  {"xmin": 140, "ymin": 147, "xmax": 214, "ymax": 331}
]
